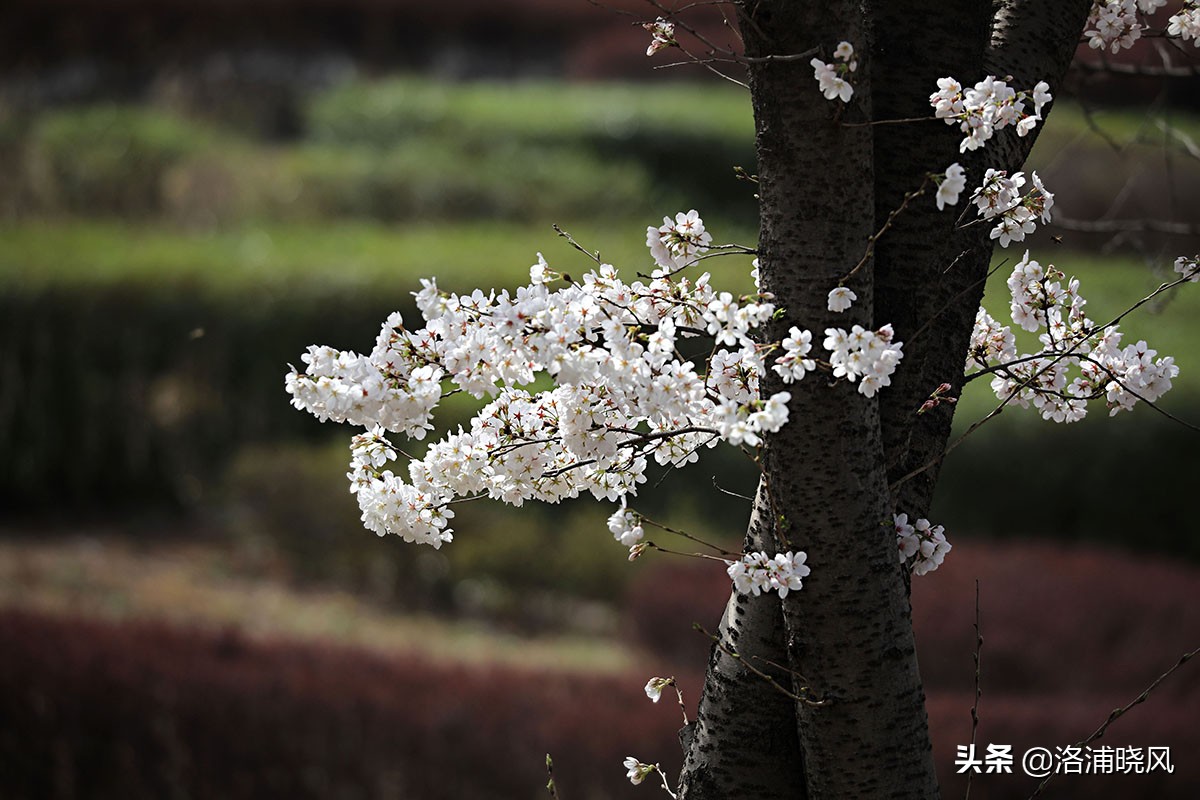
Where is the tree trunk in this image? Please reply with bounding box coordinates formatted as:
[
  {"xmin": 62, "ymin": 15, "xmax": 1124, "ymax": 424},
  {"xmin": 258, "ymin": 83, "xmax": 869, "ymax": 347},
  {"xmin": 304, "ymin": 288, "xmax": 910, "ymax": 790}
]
[
  {"xmin": 678, "ymin": 2, "xmax": 1091, "ymax": 797},
  {"xmin": 677, "ymin": 481, "xmax": 805, "ymax": 799}
]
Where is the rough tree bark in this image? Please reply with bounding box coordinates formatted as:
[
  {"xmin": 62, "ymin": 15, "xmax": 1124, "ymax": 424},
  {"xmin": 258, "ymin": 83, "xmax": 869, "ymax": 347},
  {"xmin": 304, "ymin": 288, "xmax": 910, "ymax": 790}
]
[{"xmin": 677, "ymin": 2, "xmax": 1091, "ymax": 798}]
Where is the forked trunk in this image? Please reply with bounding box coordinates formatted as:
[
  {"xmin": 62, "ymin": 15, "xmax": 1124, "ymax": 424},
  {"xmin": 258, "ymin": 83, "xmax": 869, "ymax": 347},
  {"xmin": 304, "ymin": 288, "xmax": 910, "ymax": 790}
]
[{"xmin": 677, "ymin": 2, "xmax": 1091, "ymax": 797}]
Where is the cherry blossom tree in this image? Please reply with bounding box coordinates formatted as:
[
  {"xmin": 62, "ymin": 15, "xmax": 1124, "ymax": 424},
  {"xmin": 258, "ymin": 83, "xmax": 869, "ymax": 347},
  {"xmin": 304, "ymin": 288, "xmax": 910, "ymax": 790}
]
[{"xmin": 286, "ymin": 1, "xmax": 1200, "ymax": 797}]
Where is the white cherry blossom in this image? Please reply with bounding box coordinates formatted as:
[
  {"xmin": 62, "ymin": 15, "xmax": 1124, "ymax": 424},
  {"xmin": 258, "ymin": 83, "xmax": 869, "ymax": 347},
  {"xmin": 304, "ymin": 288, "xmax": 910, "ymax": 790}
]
[
  {"xmin": 935, "ymin": 162, "xmax": 967, "ymax": 210},
  {"xmin": 827, "ymin": 286, "xmax": 857, "ymax": 313},
  {"xmin": 1168, "ymin": 3, "xmax": 1200, "ymax": 44},
  {"xmin": 624, "ymin": 757, "xmax": 653, "ymax": 785},
  {"xmin": 287, "ymin": 207, "xmax": 914, "ymax": 614},
  {"xmin": 643, "ymin": 677, "xmax": 672, "ymax": 703},
  {"xmin": 968, "ymin": 169, "xmax": 1053, "ymax": 248},
  {"xmin": 647, "ymin": 209, "xmax": 713, "ymax": 271},
  {"xmin": 642, "ymin": 18, "xmax": 676, "ymax": 56}
]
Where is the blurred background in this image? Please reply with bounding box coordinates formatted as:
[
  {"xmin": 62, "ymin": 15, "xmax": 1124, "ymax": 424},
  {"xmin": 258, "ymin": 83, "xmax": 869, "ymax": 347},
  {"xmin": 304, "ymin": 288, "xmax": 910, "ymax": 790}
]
[{"xmin": 1, "ymin": 1, "xmax": 1198, "ymax": 798}]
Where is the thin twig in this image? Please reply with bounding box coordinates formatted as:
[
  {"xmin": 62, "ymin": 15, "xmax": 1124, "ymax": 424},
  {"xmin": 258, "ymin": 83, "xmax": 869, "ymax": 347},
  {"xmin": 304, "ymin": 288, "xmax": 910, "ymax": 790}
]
[
  {"xmin": 896, "ymin": 270, "xmax": 1200, "ymax": 492},
  {"xmin": 965, "ymin": 579, "xmax": 983, "ymax": 800},
  {"xmin": 737, "ymin": 47, "xmax": 820, "ymax": 64},
  {"xmin": 646, "ymin": 542, "xmax": 735, "ymax": 564},
  {"xmin": 889, "ymin": 373, "xmax": 1025, "ymax": 492},
  {"xmin": 840, "ymin": 178, "xmax": 931, "ymax": 284},
  {"xmin": 673, "ymin": 681, "xmax": 689, "ymax": 727},
  {"xmin": 694, "ymin": 623, "xmax": 829, "ymax": 707},
  {"xmin": 553, "ymin": 224, "xmax": 603, "ymax": 265},
  {"xmin": 905, "ymin": 256, "xmax": 1005, "ymax": 346},
  {"xmin": 712, "ymin": 476, "xmax": 755, "ymax": 503},
  {"xmin": 640, "ymin": 515, "xmax": 741, "ymax": 557},
  {"xmin": 1027, "ymin": 645, "xmax": 1200, "ymax": 799},
  {"xmin": 841, "ymin": 115, "xmax": 941, "ymax": 127},
  {"xmin": 1075, "ymin": 355, "xmax": 1200, "ymax": 434},
  {"xmin": 750, "ymin": 653, "xmax": 811, "ymax": 685},
  {"xmin": 656, "ymin": 766, "xmax": 679, "ymax": 800}
]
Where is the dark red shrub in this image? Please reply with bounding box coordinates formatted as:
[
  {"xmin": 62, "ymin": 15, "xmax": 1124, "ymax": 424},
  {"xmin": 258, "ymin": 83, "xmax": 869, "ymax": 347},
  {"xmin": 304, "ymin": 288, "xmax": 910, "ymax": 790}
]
[
  {"xmin": 0, "ymin": 610, "xmax": 686, "ymax": 800},
  {"xmin": 622, "ymin": 559, "xmax": 731, "ymax": 668}
]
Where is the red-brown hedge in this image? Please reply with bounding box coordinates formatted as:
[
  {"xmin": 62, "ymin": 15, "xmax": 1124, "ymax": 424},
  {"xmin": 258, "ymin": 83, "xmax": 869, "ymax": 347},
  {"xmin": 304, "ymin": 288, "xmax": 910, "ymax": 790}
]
[
  {"xmin": 0, "ymin": 609, "xmax": 688, "ymax": 800},
  {"xmin": 3, "ymin": 538, "xmax": 1197, "ymax": 799}
]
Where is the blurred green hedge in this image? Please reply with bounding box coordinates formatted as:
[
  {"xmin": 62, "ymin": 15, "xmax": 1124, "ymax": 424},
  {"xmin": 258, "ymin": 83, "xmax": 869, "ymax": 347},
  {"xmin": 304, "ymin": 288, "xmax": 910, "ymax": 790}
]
[
  {"xmin": 934, "ymin": 406, "xmax": 1200, "ymax": 560},
  {"xmin": 0, "ymin": 80, "xmax": 760, "ymax": 227},
  {"xmin": 0, "ymin": 281, "xmax": 406, "ymax": 508},
  {"xmin": 25, "ymin": 107, "xmax": 215, "ymax": 217}
]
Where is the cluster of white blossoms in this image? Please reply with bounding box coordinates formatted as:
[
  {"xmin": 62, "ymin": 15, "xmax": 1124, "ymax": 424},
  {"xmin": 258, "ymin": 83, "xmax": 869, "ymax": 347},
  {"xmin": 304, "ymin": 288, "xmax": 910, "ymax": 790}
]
[
  {"xmin": 1084, "ymin": 0, "xmax": 1169, "ymax": 53},
  {"xmin": 607, "ymin": 505, "xmax": 644, "ymax": 548},
  {"xmin": 810, "ymin": 41, "xmax": 857, "ymax": 103},
  {"xmin": 930, "ymin": 76, "xmax": 1051, "ymax": 152},
  {"xmin": 822, "ymin": 324, "xmax": 905, "ymax": 398},
  {"xmin": 647, "ymin": 209, "xmax": 713, "ymax": 271},
  {"xmin": 642, "ymin": 17, "xmax": 677, "ymax": 57},
  {"xmin": 970, "ymin": 169, "xmax": 1054, "ymax": 248},
  {"xmin": 287, "ymin": 342, "xmax": 443, "ymax": 439},
  {"xmin": 969, "ymin": 250, "xmax": 1180, "ymax": 423},
  {"xmin": 348, "ymin": 429, "xmax": 455, "ymax": 546},
  {"xmin": 726, "ymin": 550, "xmax": 811, "ymax": 599},
  {"xmin": 894, "ymin": 514, "xmax": 951, "ymax": 576},
  {"xmin": 1169, "ymin": 2, "xmax": 1200, "ymax": 44},
  {"xmin": 772, "ymin": 326, "xmax": 818, "ymax": 383},
  {"xmin": 928, "ymin": 162, "xmax": 1052, "ymax": 247},
  {"xmin": 287, "ymin": 210, "xmax": 909, "ymax": 550}
]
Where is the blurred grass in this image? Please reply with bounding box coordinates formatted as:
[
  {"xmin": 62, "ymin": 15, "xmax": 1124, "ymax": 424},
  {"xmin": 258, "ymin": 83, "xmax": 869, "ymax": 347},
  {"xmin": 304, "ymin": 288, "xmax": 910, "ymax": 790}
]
[
  {"xmin": 0, "ymin": 535, "xmax": 634, "ymax": 673},
  {"xmin": 220, "ymin": 440, "xmax": 663, "ymax": 619},
  {"xmin": 0, "ymin": 218, "xmax": 759, "ymax": 297},
  {"xmin": 305, "ymin": 78, "xmax": 754, "ymax": 145},
  {"xmin": 1030, "ymin": 101, "xmax": 1200, "ymax": 153},
  {"xmin": 4, "ymin": 77, "xmax": 1199, "ymax": 230}
]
